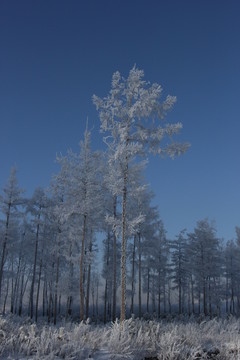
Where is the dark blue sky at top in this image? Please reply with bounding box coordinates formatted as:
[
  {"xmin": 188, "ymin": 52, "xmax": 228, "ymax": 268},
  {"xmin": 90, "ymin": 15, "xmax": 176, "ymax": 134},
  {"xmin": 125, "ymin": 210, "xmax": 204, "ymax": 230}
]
[{"xmin": 0, "ymin": 0, "xmax": 240, "ymax": 240}]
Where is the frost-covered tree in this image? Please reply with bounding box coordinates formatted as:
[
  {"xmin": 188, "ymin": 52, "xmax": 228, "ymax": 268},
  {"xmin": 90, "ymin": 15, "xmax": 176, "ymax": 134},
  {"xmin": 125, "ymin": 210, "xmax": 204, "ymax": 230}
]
[
  {"xmin": 224, "ymin": 239, "xmax": 240, "ymax": 315},
  {"xmin": 93, "ymin": 66, "xmax": 189, "ymax": 321},
  {"xmin": 0, "ymin": 167, "xmax": 24, "ymax": 302},
  {"xmin": 149, "ymin": 219, "xmax": 169, "ymax": 317},
  {"xmin": 188, "ymin": 219, "xmax": 221, "ymax": 316},
  {"xmin": 56, "ymin": 126, "xmax": 103, "ymax": 321},
  {"xmin": 170, "ymin": 229, "xmax": 189, "ymax": 314},
  {"xmin": 27, "ymin": 187, "xmax": 48, "ymax": 320}
]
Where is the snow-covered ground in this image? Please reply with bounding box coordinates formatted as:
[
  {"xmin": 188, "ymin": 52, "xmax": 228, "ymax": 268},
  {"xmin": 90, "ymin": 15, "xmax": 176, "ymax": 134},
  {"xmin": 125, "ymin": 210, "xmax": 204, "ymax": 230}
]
[{"xmin": 1, "ymin": 314, "xmax": 240, "ymax": 359}]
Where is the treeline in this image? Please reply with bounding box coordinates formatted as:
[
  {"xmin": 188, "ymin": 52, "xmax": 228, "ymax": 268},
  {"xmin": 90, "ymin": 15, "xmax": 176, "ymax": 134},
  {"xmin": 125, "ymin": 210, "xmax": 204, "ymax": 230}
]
[
  {"xmin": 0, "ymin": 67, "xmax": 238, "ymax": 324},
  {"xmin": 0, "ymin": 149, "xmax": 240, "ymax": 324}
]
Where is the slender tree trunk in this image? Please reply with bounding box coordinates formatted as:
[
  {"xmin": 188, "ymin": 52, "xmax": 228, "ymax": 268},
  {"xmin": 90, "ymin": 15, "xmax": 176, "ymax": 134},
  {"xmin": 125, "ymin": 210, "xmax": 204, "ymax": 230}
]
[
  {"xmin": 42, "ymin": 276, "xmax": 47, "ymax": 317},
  {"xmin": 48, "ymin": 262, "xmax": 55, "ymax": 323},
  {"xmin": 163, "ymin": 282, "xmax": 166, "ymax": 314},
  {"xmin": 80, "ymin": 214, "xmax": 87, "ymax": 321},
  {"xmin": 54, "ymin": 253, "xmax": 60, "ymax": 325},
  {"xmin": 10, "ymin": 256, "xmax": 15, "ymax": 313},
  {"xmin": 208, "ymin": 279, "xmax": 212, "ymax": 318},
  {"xmin": 104, "ymin": 279, "xmax": 108, "ymax": 324},
  {"xmin": 96, "ymin": 277, "xmax": 99, "ymax": 318},
  {"xmin": 226, "ymin": 276, "xmax": 229, "ymax": 314},
  {"xmin": 146, "ymin": 267, "xmax": 150, "ymax": 313},
  {"xmin": 108, "ymin": 280, "xmax": 112, "ymax": 320},
  {"xmin": 58, "ymin": 294, "xmax": 61, "ymax": 314},
  {"xmin": 30, "ymin": 210, "xmax": 41, "ymax": 319},
  {"xmin": 130, "ymin": 235, "xmax": 136, "ymax": 315},
  {"xmin": 191, "ymin": 275, "xmax": 195, "ymax": 314},
  {"xmin": 168, "ymin": 280, "xmax": 171, "ymax": 314},
  {"xmin": 203, "ymin": 279, "xmax": 207, "ymax": 316},
  {"xmin": 86, "ymin": 235, "xmax": 92, "ymax": 320},
  {"xmin": 104, "ymin": 232, "xmax": 110, "ymax": 323},
  {"xmin": 138, "ymin": 232, "xmax": 142, "ymax": 319},
  {"xmin": 230, "ymin": 282, "xmax": 235, "ymax": 314},
  {"xmin": 112, "ymin": 195, "xmax": 117, "ymax": 322},
  {"xmin": 91, "ymin": 284, "xmax": 95, "ymax": 318},
  {"xmin": 188, "ymin": 281, "xmax": 191, "ymax": 316},
  {"xmin": 198, "ymin": 289, "xmax": 201, "ymax": 314},
  {"xmin": 152, "ymin": 277, "xmax": 156, "ymax": 314},
  {"xmin": 66, "ymin": 241, "xmax": 73, "ymax": 318},
  {"xmin": 18, "ymin": 266, "xmax": 30, "ymax": 316},
  {"xmin": 86, "ymin": 262, "xmax": 91, "ymax": 319},
  {"xmin": 12, "ymin": 253, "xmax": 22, "ymax": 314},
  {"xmin": 158, "ymin": 275, "xmax": 161, "ymax": 318},
  {"xmin": 18, "ymin": 271, "xmax": 25, "ymax": 316},
  {"xmin": 2, "ymin": 275, "xmax": 10, "ymax": 315},
  {"xmin": 48, "ymin": 290, "xmax": 53, "ymax": 323},
  {"xmin": 0, "ymin": 202, "xmax": 11, "ymax": 300},
  {"xmin": 35, "ymin": 257, "xmax": 42, "ymax": 322},
  {"xmin": 54, "ymin": 228, "xmax": 61, "ymax": 325},
  {"xmin": 179, "ymin": 278, "xmax": 182, "ymax": 315},
  {"xmin": 120, "ymin": 167, "xmax": 128, "ymax": 322}
]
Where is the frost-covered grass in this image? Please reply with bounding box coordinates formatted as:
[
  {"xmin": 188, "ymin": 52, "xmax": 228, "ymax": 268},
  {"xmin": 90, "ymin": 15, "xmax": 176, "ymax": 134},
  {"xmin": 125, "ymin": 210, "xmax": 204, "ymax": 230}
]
[{"xmin": 1, "ymin": 314, "xmax": 240, "ymax": 359}]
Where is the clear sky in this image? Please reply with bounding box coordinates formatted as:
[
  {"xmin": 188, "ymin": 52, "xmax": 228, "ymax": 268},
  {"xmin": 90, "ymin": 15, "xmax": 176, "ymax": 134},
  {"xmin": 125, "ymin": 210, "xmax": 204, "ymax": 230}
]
[{"xmin": 0, "ymin": 0, "xmax": 240, "ymax": 241}]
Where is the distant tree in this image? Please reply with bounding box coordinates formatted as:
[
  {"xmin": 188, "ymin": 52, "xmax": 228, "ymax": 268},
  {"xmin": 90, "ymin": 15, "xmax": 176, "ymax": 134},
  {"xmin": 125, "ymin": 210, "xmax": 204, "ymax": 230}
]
[
  {"xmin": 150, "ymin": 219, "xmax": 169, "ymax": 317},
  {"xmin": 27, "ymin": 187, "xmax": 48, "ymax": 320},
  {"xmin": 93, "ymin": 66, "xmax": 189, "ymax": 321},
  {"xmin": 0, "ymin": 167, "xmax": 24, "ymax": 302},
  {"xmin": 224, "ymin": 239, "xmax": 240, "ymax": 315},
  {"xmin": 188, "ymin": 219, "xmax": 221, "ymax": 316},
  {"xmin": 170, "ymin": 229, "xmax": 188, "ymax": 314}
]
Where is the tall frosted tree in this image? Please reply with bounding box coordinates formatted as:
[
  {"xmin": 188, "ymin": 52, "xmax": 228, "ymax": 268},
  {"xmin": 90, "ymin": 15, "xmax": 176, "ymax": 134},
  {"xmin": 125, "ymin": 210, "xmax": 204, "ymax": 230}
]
[
  {"xmin": 56, "ymin": 126, "xmax": 103, "ymax": 321},
  {"xmin": 93, "ymin": 66, "xmax": 189, "ymax": 321}
]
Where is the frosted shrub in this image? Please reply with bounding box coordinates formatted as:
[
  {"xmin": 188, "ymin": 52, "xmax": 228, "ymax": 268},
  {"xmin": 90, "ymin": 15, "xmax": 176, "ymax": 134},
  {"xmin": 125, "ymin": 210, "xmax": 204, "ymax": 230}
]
[{"xmin": 2, "ymin": 315, "xmax": 240, "ymax": 359}]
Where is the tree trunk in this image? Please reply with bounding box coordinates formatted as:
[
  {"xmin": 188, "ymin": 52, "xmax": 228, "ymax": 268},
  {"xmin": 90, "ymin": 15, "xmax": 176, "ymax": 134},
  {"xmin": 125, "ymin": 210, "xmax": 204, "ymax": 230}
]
[
  {"xmin": 54, "ymin": 228, "xmax": 61, "ymax": 325},
  {"xmin": 191, "ymin": 275, "xmax": 195, "ymax": 314},
  {"xmin": 10, "ymin": 256, "xmax": 15, "ymax": 313},
  {"xmin": 130, "ymin": 235, "xmax": 136, "ymax": 315},
  {"xmin": 86, "ymin": 235, "xmax": 92, "ymax": 320},
  {"xmin": 138, "ymin": 232, "xmax": 142, "ymax": 319},
  {"xmin": 54, "ymin": 253, "xmax": 60, "ymax": 325},
  {"xmin": 120, "ymin": 167, "xmax": 128, "ymax": 322},
  {"xmin": 158, "ymin": 278, "xmax": 161, "ymax": 318},
  {"xmin": 146, "ymin": 267, "xmax": 150, "ymax": 313},
  {"xmin": 66, "ymin": 240, "xmax": 73, "ymax": 318},
  {"xmin": 226, "ymin": 276, "xmax": 229, "ymax": 314},
  {"xmin": 2, "ymin": 275, "xmax": 9, "ymax": 315},
  {"xmin": 152, "ymin": 276, "xmax": 156, "ymax": 314},
  {"xmin": 0, "ymin": 202, "xmax": 11, "ymax": 300},
  {"xmin": 112, "ymin": 195, "xmax": 117, "ymax": 322},
  {"xmin": 18, "ymin": 272, "xmax": 25, "ymax": 316},
  {"xmin": 35, "ymin": 257, "xmax": 42, "ymax": 322},
  {"xmin": 30, "ymin": 210, "xmax": 41, "ymax": 319},
  {"xmin": 42, "ymin": 276, "xmax": 47, "ymax": 317},
  {"xmin": 179, "ymin": 278, "xmax": 182, "ymax": 314},
  {"xmin": 80, "ymin": 214, "xmax": 87, "ymax": 321},
  {"xmin": 104, "ymin": 279, "xmax": 108, "ymax": 324}
]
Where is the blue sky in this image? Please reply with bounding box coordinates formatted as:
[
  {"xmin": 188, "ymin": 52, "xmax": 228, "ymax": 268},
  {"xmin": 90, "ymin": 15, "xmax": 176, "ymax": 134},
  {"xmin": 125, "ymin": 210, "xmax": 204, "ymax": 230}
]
[{"xmin": 0, "ymin": 0, "xmax": 240, "ymax": 240}]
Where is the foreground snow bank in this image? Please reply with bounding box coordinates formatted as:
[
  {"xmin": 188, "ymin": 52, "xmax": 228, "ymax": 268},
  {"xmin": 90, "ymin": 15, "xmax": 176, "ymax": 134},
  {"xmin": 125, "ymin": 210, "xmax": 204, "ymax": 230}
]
[{"xmin": 1, "ymin": 315, "xmax": 240, "ymax": 359}]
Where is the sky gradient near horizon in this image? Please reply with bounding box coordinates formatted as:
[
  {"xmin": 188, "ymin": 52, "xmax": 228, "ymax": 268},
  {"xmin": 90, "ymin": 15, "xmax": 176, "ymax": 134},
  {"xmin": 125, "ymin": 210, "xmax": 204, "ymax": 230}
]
[{"xmin": 0, "ymin": 0, "xmax": 240, "ymax": 241}]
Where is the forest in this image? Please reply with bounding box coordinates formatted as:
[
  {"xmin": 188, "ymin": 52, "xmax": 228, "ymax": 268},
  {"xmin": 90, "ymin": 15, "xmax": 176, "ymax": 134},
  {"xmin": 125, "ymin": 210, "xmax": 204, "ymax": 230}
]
[
  {"xmin": 0, "ymin": 67, "xmax": 240, "ymax": 324},
  {"xmin": 1, "ymin": 67, "xmax": 240, "ymax": 359}
]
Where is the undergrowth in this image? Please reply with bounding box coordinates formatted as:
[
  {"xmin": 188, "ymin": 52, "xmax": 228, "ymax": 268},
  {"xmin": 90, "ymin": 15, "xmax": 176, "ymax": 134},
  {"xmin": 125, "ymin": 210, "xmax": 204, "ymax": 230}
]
[{"xmin": 1, "ymin": 314, "xmax": 240, "ymax": 359}]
